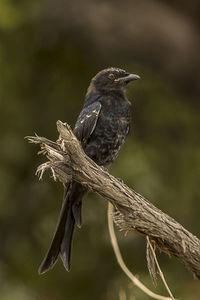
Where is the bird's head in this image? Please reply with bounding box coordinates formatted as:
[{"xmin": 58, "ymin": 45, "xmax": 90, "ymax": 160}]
[{"xmin": 89, "ymin": 67, "xmax": 140, "ymax": 93}]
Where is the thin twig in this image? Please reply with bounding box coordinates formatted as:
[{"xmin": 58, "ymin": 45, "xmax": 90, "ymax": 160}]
[
  {"xmin": 146, "ymin": 236, "xmax": 175, "ymax": 300},
  {"xmin": 107, "ymin": 202, "xmax": 173, "ymax": 300},
  {"xmin": 119, "ymin": 289, "xmax": 127, "ymax": 300}
]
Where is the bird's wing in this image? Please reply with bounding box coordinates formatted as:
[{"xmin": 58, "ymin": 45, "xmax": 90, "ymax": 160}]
[{"xmin": 73, "ymin": 101, "xmax": 101, "ymax": 144}]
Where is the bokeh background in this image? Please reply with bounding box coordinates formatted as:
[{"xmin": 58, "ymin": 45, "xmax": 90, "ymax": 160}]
[{"xmin": 0, "ymin": 0, "xmax": 200, "ymax": 299}]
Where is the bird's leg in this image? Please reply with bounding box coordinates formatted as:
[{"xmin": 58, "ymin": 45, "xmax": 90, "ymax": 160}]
[
  {"xmin": 100, "ymin": 166, "xmax": 109, "ymax": 172},
  {"xmin": 100, "ymin": 165, "xmax": 124, "ymax": 183},
  {"xmin": 116, "ymin": 177, "xmax": 124, "ymax": 183}
]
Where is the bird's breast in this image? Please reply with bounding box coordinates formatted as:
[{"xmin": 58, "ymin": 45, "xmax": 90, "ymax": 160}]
[{"xmin": 85, "ymin": 99, "xmax": 131, "ymax": 165}]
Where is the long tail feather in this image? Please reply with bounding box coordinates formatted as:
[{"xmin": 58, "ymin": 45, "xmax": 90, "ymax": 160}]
[
  {"xmin": 38, "ymin": 185, "xmax": 71, "ymax": 274},
  {"xmin": 38, "ymin": 182, "xmax": 87, "ymax": 274},
  {"xmin": 60, "ymin": 207, "xmax": 75, "ymax": 271}
]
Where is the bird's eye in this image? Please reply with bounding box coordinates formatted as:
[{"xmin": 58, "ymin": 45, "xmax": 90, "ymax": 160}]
[{"xmin": 108, "ymin": 73, "xmax": 114, "ymax": 80}]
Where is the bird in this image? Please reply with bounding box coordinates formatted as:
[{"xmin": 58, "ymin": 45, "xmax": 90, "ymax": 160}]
[{"xmin": 38, "ymin": 67, "xmax": 140, "ymax": 274}]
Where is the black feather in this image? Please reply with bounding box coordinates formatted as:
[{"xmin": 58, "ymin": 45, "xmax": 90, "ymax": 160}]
[{"xmin": 39, "ymin": 67, "xmax": 138, "ymax": 273}]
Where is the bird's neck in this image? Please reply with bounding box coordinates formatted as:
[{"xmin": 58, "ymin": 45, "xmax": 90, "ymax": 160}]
[
  {"xmin": 104, "ymin": 89, "xmax": 126, "ymax": 98},
  {"xmin": 84, "ymin": 90, "xmax": 127, "ymax": 108}
]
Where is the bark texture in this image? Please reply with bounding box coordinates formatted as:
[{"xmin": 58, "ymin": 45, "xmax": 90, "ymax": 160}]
[{"xmin": 26, "ymin": 121, "xmax": 200, "ymax": 279}]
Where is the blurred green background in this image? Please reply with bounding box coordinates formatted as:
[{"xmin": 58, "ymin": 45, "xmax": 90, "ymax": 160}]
[{"xmin": 0, "ymin": 0, "xmax": 200, "ymax": 299}]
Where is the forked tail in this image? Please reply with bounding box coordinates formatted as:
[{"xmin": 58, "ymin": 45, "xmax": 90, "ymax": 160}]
[{"xmin": 38, "ymin": 182, "xmax": 87, "ymax": 274}]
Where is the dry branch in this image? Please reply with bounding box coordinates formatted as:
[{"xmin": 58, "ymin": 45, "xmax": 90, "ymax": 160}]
[{"xmin": 26, "ymin": 120, "xmax": 200, "ymax": 280}]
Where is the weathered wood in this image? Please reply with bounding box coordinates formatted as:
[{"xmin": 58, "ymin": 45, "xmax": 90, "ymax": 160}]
[{"xmin": 26, "ymin": 120, "xmax": 200, "ymax": 279}]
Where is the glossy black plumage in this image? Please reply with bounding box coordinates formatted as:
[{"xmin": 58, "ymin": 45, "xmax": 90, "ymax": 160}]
[{"xmin": 38, "ymin": 67, "xmax": 140, "ymax": 274}]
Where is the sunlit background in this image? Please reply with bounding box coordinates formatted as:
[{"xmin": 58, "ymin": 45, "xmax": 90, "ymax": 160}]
[{"xmin": 0, "ymin": 0, "xmax": 200, "ymax": 299}]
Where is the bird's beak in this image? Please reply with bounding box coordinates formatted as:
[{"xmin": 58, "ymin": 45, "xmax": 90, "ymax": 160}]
[
  {"xmin": 125, "ymin": 74, "xmax": 140, "ymax": 81},
  {"xmin": 115, "ymin": 74, "xmax": 140, "ymax": 84}
]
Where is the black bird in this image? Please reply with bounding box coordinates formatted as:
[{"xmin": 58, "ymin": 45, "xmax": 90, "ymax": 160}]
[{"xmin": 38, "ymin": 67, "xmax": 140, "ymax": 274}]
